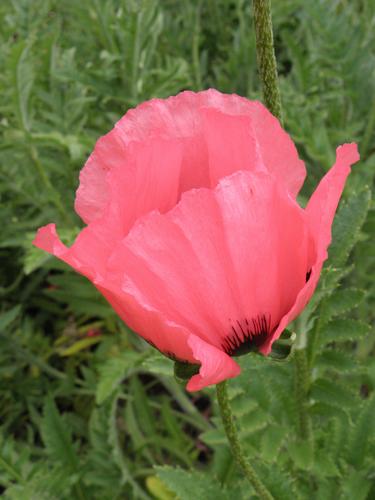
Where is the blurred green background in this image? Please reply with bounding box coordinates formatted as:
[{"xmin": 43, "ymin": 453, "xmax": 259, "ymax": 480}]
[{"xmin": 0, "ymin": 1, "xmax": 374, "ymax": 499}]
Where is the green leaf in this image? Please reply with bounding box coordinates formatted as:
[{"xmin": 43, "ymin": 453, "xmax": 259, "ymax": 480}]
[
  {"xmin": 146, "ymin": 476, "xmax": 175, "ymax": 500},
  {"xmin": 59, "ymin": 336, "xmax": 102, "ymax": 356},
  {"xmin": 346, "ymin": 396, "xmax": 375, "ymax": 468},
  {"xmin": 311, "ymin": 454, "xmax": 340, "ymax": 478},
  {"xmin": 40, "ymin": 397, "xmax": 79, "ymax": 472},
  {"xmin": 323, "ymin": 288, "xmax": 365, "ymax": 320},
  {"xmin": 341, "ymin": 471, "xmax": 372, "ymax": 500},
  {"xmin": 329, "ymin": 187, "xmax": 371, "ymax": 268},
  {"xmin": 260, "ymin": 426, "xmax": 286, "ymax": 462},
  {"xmin": 200, "ymin": 428, "xmax": 226, "ymax": 447},
  {"xmin": 319, "ymin": 318, "xmax": 371, "ymax": 344},
  {"xmin": 0, "ymin": 306, "xmax": 21, "ymax": 332},
  {"xmin": 155, "ymin": 466, "xmax": 233, "ymax": 500},
  {"xmin": 288, "ymin": 439, "xmax": 314, "ymax": 470},
  {"xmin": 310, "ymin": 379, "xmax": 358, "ymax": 409},
  {"xmin": 96, "ymin": 350, "xmax": 145, "ymax": 404},
  {"xmin": 10, "ymin": 42, "xmax": 34, "ymax": 131},
  {"xmin": 141, "ymin": 351, "xmax": 174, "ymax": 377},
  {"xmin": 316, "ymin": 350, "xmax": 358, "ymax": 372}
]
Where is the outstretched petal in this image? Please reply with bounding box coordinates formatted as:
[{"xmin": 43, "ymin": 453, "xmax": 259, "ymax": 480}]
[
  {"xmin": 261, "ymin": 143, "xmax": 360, "ymax": 354},
  {"xmin": 306, "ymin": 143, "xmax": 359, "ymax": 261}
]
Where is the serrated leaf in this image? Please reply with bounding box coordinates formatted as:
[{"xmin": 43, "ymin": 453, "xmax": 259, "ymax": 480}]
[
  {"xmin": 311, "ymin": 454, "xmax": 340, "ymax": 477},
  {"xmin": 40, "ymin": 397, "xmax": 79, "ymax": 472},
  {"xmin": 155, "ymin": 466, "xmax": 233, "ymax": 500},
  {"xmin": 346, "ymin": 396, "xmax": 375, "ymax": 468},
  {"xmin": 0, "ymin": 306, "xmax": 21, "ymax": 332},
  {"xmin": 260, "ymin": 426, "xmax": 286, "ymax": 462},
  {"xmin": 239, "ymin": 408, "xmax": 269, "ymax": 435},
  {"xmin": 146, "ymin": 476, "xmax": 175, "ymax": 500},
  {"xmin": 341, "ymin": 471, "xmax": 372, "ymax": 500},
  {"xmin": 316, "ymin": 350, "xmax": 358, "ymax": 372},
  {"xmin": 319, "ymin": 319, "xmax": 370, "ymax": 344},
  {"xmin": 11, "ymin": 42, "xmax": 34, "ymax": 130},
  {"xmin": 324, "ymin": 289, "xmax": 365, "ymax": 320},
  {"xmin": 288, "ymin": 440, "xmax": 314, "ymax": 470},
  {"xmin": 329, "ymin": 188, "xmax": 371, "ymax": 268},
  {"xmin": 199, "ymin": 429, "xmax": 226, "ymax": 447},
  {"xmin": 96, "ymin": 351, "xmax": 144, "ymax": 404},
  {"xmin": 141, "ymin": 351, "xmax": 174, "ymax": 377},
  {"xmin": 311, "ymin": 379, "xmax": 358, "ymax": 409}
]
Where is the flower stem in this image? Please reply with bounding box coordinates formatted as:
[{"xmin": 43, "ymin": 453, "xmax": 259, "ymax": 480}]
[
  {"xmin": 252, "ymin": 0, "xmax": 282, "ymax": 122},
  {"xmin": 294, "ymin": 348, "xmax": 311, "ymax": 440},
  {"xmin": 216, "ymin": 381, "xmax": 274, "ymax": 500}
]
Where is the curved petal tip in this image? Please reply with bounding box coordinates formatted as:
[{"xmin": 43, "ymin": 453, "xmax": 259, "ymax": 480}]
[
  {"xmin": 32, "ymin": 223, "xmax": 67, "ymax": 256},
  {"xmin": 336, "ymin": 143, "xmax": 359, "ymax": 165},
  {"xmin": 186, "ymin": 335, "xmax": 241, "ymax": 392}
]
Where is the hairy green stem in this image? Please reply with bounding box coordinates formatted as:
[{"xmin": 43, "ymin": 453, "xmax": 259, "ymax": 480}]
[
  {"xmin": 362, "ymin": 94, "xmax": 375, "ymax": 158},
  {"xmin": 252, "ymin": 0, "xmax": 282, "ymax": 122},
  {"xmin": 216, "ymin": 381, "xmax": 274, "ymax": 500},
  {"xmin": 294, "ymin": 349, "xmax": 311, "ymax": 440}
]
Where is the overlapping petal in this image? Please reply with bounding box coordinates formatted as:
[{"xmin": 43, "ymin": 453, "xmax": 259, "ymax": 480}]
[{"xmin": 75, "ymin": 90, "xmax": 306, "ymax": 232}]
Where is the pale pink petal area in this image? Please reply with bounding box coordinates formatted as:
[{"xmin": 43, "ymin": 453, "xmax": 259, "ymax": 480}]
[
  {"xmin": 186, "ymin": 334, "xmax": 241, "ymax": 392},
  {"xmin": 260, "ymin": 143, "xmax": 360, "ymax": 354},
  {"xmin": 202, "ymin": 109, "xmax": 258, "ymax": 186},
  {"xmin": 106, "ymin": 138, "xmax": 183, "ymax": 236},
  {"xmin": 75, "ymin": 90, "xmax": 305, "ymax": 228},
  {"xmin": 75, "ymin": 130, "xmax": 126, "ymax": 224},
  {"xmin": 105, "ymin": 170, "xmax": 308, "ymax": 353}
]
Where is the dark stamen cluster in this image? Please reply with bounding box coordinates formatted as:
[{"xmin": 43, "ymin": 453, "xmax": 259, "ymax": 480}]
[{"xmin": 222, "ymin": 314, "xmax": 271, "ymax": 356}]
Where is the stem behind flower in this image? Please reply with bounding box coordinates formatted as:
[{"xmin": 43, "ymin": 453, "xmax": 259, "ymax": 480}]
[
  {"xmin": 216, "ymin": 381, "xmax": 274, "ymax": 500},
  {"xmin": 252, "ymin": 0, "xmax": 282, "ymax": 122}
]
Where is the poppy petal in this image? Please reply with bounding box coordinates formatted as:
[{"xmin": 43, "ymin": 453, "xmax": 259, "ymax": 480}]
[
  {"xmin": 75, "ymin": 90, "xmax": 305, "ymax": 227},
  {"xmin": 260, "ymin": 143, "xmax": 359, "ymax": 354},
  {"xmin": 186, "ymin": 334, "xmax": 241, "ymax": 391},
  {"xmin": 106, "ymin": 170, "xmax": 308, "ymax": 352}
]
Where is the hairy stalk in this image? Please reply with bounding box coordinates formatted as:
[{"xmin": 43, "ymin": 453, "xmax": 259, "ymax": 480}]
[
  {"xmin": 362, "ymin": 94, "xmax": 375, "ymax": 158},
  {"xmin": 216, "ymin": 381, "xmax": 274, "ymax": 500},
  {"xmin": 252, "ymin": 0, "xmax": 282, "ymax": 122},
  {"xmin": 294, "ymin": 349, "xmax": 311, "ymax": 440}
]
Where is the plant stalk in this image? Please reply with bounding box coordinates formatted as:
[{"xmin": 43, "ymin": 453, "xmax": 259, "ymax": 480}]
[
  {"xmin": 294, "ymin": 348, "xmax": 311, "ymax": 440},
  {"xmin": 252, "ymin": 0, "xmax": 282, "ymax": 122},
  {"xmin": 216, "ymin": 381, "xmax": 274, "ymax": 500}
]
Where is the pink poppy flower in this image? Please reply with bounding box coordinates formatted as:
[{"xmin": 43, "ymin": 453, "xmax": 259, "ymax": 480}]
[{"xmin": 33, "ymin": 90, "xmax": 359, "ymax": 391}]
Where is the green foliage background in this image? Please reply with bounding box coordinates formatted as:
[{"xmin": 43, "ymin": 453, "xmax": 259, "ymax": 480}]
[{"xmin": 0, "ymin": 0, "xmax": 374, "ymax": 498}]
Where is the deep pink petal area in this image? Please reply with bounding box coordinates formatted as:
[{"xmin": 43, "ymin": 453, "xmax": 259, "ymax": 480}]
[
  {"xmin": 106, "ymin": 170, "xmax": 308, "ymax": 354},
  {"xmin": 186, "ymin": 335, "xmax": 241, "ymax": 392},
  {"xmin": 261, "ymin": 143, "xmax": 360, "ymax": 354},
  {"xmin": 75, "ymin": 90, "xmax": 305, "ymax": 227}
]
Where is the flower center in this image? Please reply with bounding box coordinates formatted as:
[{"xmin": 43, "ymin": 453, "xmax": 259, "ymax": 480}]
[{"xmin": 222, "ymin": 314, "xmax": 271, "ymax": 356}]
